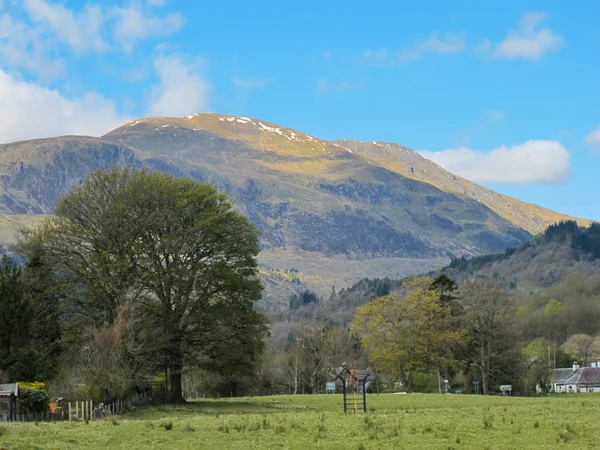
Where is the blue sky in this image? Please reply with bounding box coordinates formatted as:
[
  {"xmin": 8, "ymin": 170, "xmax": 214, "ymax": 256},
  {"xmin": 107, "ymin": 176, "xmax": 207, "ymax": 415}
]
[{"xmin": 0, "ymin": 0, "xmax": 598, "ymax": 220}]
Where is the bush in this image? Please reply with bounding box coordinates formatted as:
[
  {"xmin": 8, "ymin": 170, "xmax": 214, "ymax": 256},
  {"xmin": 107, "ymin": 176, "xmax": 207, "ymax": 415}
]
[
  {"xmin": 19, "ymin": 381, "xmax": 48, "ymax": 391},
  {"xmin": 411, "ymin": 373, "xmax": 439, "ymax": 393},
  {"xmin": 18, "ymin": 385, "xmax": 50, "ymax": 413}
]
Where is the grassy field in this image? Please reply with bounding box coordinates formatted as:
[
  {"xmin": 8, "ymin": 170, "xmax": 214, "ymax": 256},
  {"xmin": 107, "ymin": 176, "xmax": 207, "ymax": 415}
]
[{"xmin": 1, "ymin": 393, "xmax": 600, "ymax": 449}]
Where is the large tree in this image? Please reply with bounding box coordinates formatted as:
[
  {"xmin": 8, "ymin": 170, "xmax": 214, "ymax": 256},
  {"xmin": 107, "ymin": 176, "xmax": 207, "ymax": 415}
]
[
  {"xmin": 459, "ymin": 279, "xmax": 516, "ymax": 395},
  {"xmin": 562, "ymin": 333, "xmax": 600, "ymax": 367},
  {"xmin": 23, "ymin": 167, "xmax": 268, "ymax": 402},
  {"xmin": 352, "ymin": 277, "xmax": 465, "ymax": 393}
]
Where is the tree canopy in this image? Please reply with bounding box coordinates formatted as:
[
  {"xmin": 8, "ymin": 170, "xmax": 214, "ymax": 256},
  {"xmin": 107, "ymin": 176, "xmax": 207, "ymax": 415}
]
[
  {"xmin": 352, "ymin": 277, "xmax": 466, "ymax": 392},
  {"xmin": 21, "ymin": 167, "xmax": 268, "ymax": 402}
]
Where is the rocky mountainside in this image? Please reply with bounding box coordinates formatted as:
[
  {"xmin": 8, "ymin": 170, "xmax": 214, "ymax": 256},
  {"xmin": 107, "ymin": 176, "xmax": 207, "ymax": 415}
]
[{"xmin": 0, "ymin": 113, "xmax": 590, "ymax": 298}]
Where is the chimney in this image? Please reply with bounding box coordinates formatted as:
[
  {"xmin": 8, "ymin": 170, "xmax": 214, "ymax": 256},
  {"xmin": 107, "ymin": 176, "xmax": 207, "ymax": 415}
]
[{"xmin": 573, "ymin": 362, "xmax": 580, "ymax": 371}]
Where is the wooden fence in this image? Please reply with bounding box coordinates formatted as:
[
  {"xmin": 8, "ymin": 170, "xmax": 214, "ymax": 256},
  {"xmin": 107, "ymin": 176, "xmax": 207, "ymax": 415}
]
[{"xmin": 1, "ymin": 387, "xmax": 169, "ymax": 423}]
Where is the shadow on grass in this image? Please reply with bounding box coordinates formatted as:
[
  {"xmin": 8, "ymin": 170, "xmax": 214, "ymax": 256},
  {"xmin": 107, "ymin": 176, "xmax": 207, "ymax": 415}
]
[{"xmin": 125, "ymin": 400, "xmax": 311, "ymax": 420}]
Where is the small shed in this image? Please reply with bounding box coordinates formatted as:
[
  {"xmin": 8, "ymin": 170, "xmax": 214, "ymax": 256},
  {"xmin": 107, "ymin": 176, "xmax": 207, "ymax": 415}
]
[{"xmin": 0, "ymin": 383, "xmax": 18, "ymax": 422}]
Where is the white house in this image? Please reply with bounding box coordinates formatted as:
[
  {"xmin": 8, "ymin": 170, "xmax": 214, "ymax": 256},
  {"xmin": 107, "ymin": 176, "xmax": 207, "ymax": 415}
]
[{"xmin": 550, "ymin": 363, "xmax": 600, "ymax": 393}]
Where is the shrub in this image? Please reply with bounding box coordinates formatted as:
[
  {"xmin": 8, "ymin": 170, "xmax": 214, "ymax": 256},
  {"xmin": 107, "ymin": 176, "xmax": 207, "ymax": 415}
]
[
  {"xmin": 18, "ymin": 385, "xmax": 50, "ymax": 413},
  {"xmin": 19, "ymin": 382, "xmax": 48, "ymax": 391}
]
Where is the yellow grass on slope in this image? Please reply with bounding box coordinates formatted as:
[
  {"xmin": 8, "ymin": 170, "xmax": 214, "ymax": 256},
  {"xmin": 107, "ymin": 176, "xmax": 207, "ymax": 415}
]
[{"xmin": 114, "ymin": 114, "xmax": 593, "ymax": 235}]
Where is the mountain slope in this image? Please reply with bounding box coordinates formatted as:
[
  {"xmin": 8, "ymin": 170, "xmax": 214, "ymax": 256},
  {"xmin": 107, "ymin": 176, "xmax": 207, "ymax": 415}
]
[
  {"xmin": 441, "ymin": 221, "xmax": 600, "ymax": 292},
  {"xmin": 0, "ymin": 113, "xmax": 590, "ymax": 297},
  {"xmin": 133, "ymin": 113, "xmax": 589, "ymax": 234}
]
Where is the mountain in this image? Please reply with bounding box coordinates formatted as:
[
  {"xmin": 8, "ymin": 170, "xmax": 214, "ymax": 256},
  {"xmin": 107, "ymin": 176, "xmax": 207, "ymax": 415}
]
[{"xmin": 0, "ymin": 113, "xmax": 591, "ymax": 298}]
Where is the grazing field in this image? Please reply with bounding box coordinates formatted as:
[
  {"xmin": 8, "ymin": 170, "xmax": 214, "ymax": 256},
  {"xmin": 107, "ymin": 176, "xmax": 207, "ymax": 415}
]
[{"xmin": 1, "ymin": 393, "xmax": 600, "ymax": 449}]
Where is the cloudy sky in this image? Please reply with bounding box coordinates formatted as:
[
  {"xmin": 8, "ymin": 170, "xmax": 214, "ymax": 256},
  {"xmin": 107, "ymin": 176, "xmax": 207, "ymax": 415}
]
[{"xmin": 0, "ymin": 0, "xmax": 598, "ymax": 219}]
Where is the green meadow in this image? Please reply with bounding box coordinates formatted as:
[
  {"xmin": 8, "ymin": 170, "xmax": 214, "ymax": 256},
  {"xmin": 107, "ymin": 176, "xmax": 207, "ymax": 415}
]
[{"xmin": 1, "ymin": 393, "xmax": 599, "ymax": 449}]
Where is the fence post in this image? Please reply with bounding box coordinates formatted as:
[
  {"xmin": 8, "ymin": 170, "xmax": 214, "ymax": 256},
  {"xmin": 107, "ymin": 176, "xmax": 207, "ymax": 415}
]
[
  {"xmin": 90, "ymin": 400, "xmax": 93, "ymax": 420},
  {"xmin": 68, "ymin": 402, "xmax": 72, "ymax": 422}
]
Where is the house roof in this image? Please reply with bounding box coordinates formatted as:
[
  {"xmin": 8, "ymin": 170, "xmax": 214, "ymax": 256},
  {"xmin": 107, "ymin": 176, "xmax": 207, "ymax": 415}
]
[
  {"xmin": 551, "ymin": 367, "xmax": 600, "ymax": 385},
  {"xmin": 576, "ymin": 367, "xmax": 600, "ymax": 384},
  {"xmin": 551, "ymin": 368, "xmax": 578, "ymax": 385}
]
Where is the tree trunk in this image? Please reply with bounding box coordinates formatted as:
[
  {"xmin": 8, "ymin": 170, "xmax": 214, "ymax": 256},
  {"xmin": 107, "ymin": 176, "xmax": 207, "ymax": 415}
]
[
  {"xmin": 169, "ymin": 358, "xmax": 186, "ymax": 403},
  {"xmin": 405, "ymin": 373, "xmax": 414, "ymax": 393},
  {"xmin": 293, "ymin": 369, "xmax": 298, "ymax": 395},
  {"xmin": 481, "ymin": 368, "xmax": 489, "ymax": 395}
]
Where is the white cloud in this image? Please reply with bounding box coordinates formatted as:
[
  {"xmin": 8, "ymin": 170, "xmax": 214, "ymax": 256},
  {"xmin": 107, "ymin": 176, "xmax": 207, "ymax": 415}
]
[
  {"xmin": 0, "ymin": 12, "xmax": 65, "ymax": 79},
  {"xmin": 0, "ymin": 0, "xmax": 184, "ymax": 67},
  {"xmin": 480, "ymin": 13, "xmax": 563, "ymax": 61},
  {"xmin": 110, "ymin": 5, "xmax": 184, "ymax": 52},
  {"xmin": 149, "ymin": 55, "xmax": 210, "ymax": 117},
  {"xmin": 362, "ymin": 32, "xmax": 464, "ymax": 66},
  {"xmin": 0, "ymin": 69, "xmax": 130, "ymax": 143},
  {"xmin": 585, "ymin": 127, "xmax": 600, "ymax": 149},
  {"xmin": 23, "ymin": 0, "xmax": 107, "ymax": 53},
  {"xmin": 399, "ymin": 33, "xmax": 465, "ymax": 63},
  {"xmin": 420, "ymin": 140, "xmax": 572, "ymax": 184}
]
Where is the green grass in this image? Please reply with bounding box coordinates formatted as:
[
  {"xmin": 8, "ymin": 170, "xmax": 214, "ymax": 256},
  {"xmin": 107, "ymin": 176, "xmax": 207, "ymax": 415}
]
[{"xmin": 1, "ymin": 393, "xmax": 600, "ymax": 449}]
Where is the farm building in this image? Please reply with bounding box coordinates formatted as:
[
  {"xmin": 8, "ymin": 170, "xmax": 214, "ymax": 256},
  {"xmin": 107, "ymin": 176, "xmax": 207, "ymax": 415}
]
[
  {"xmin": 0, "ymin": 383, "xmax": 18, "ymax": 421},
  {"xmin": 550, "ymin": 363, "xmax": 600, "ymax": 393}
]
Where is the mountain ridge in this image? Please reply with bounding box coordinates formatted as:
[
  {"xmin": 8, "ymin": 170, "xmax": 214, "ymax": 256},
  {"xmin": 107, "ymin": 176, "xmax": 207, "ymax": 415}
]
[
  {"xmin": 0, "ymin": 112, "xmax": 592, "ymax": 299},
  {"xmin": 110, "ymin": 113, "xmax": 590, "ymax": 234}
]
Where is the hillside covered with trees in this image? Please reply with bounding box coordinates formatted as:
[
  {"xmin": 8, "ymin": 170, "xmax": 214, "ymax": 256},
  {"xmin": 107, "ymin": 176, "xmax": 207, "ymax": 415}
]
[{"xmin": 443, "ymin": 220, "xmax": 600, "ymax": 290}]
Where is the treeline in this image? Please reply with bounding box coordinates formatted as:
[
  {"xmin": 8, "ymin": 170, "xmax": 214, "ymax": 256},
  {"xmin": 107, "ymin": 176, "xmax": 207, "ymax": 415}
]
[
  {"xmin": 0, "ymin": 167, "xmax": 268, "ymax": 404},
  {"xmin": 448, "ymin": 247, "xmax": 517, "ymax": 271},
  {"xmin": 259, "ymin": 269, "xmax": 600, "ymax": 396},
  {"xmin": 449, "ymin": 220, "xmax": 600, "ymax": 272},
  {"xmin": 274, "ymin": 278, "xmax": 404, "ymax": 326},
  {"xmin": 545, "ymin": 220, "xmax": 600, "ymax": 258}
]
